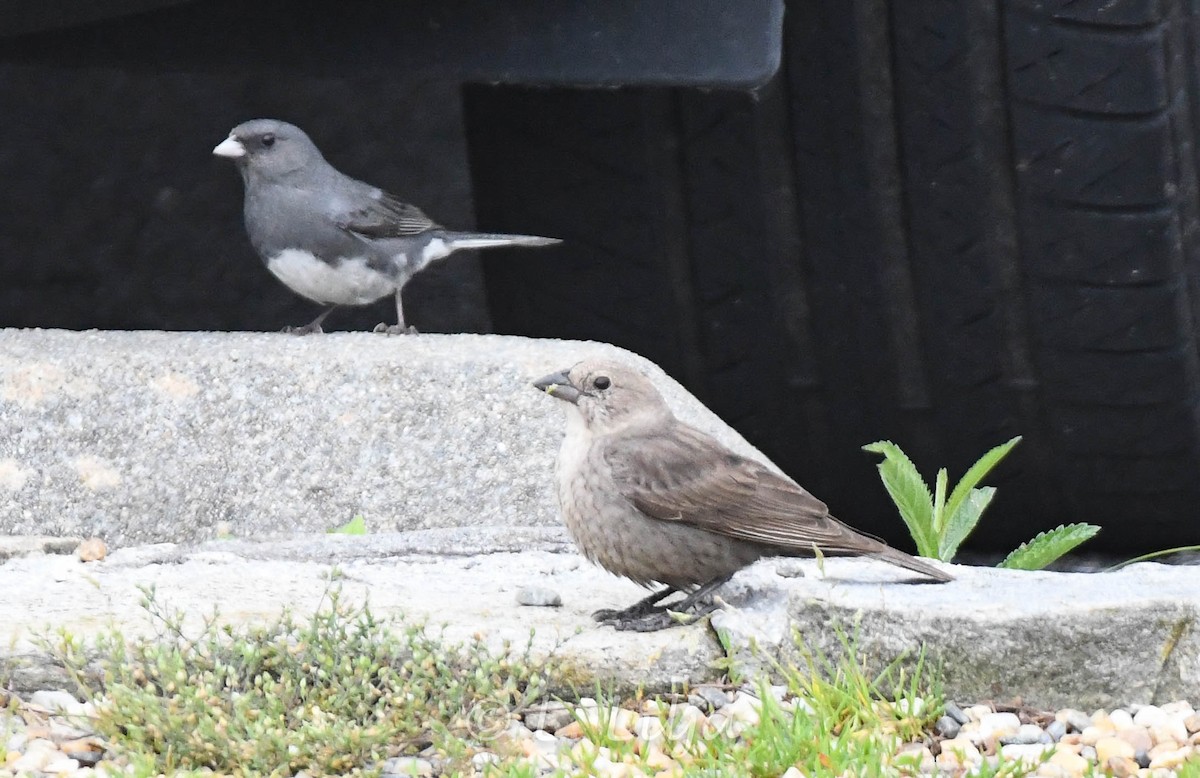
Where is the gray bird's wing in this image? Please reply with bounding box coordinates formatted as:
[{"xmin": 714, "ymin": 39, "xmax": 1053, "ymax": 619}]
[
  {"xmin": 336, "ymin": 190, "xmax": 441, "ymax": 239},
  {"xmin": 606, "ymin": 424, "xmax": 880, "ymax": 553}
]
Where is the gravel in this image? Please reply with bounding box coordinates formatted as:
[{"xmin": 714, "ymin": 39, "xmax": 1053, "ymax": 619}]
[{"xmin": 7, "ymin": 687, "xmax": 1200, "ymax": 777}]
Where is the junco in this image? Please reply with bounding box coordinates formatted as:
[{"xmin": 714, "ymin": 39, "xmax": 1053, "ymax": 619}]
[{"xmin": 214, "ymin": 119, "xmax": 560, "ymax": 334}]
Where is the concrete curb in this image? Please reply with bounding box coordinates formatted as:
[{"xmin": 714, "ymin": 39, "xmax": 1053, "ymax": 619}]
[
  {"xmin": 1, "ymin": 535, "xmax": 1194, "ymax": 710},
  {"xmin": 0, "ymin": 330, "xmax": 770, "ymax": 545},
  {"xmin": 3, "ymin": 330, "xmax": 1198, "ymax": 711}
]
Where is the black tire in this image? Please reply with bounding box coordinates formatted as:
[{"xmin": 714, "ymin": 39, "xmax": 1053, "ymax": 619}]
[{"xmin": 464, "ymin": 0, "xmax": 1200, "ymax": 553}]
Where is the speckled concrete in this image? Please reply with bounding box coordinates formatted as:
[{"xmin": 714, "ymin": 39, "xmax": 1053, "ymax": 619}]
[
  {"xmin": 0, "ymin": 330, "xmax": 770, "ymax": 546},
  {"xmin": 6, "ymin": 330, "xmax": 1196, "ymax": 711},
  {"xmin": 2, "ymin": 534, "xmax": 1198, "ymax": 710}
]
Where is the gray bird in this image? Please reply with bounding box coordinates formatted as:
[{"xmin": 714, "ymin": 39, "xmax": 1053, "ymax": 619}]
[
  {"xmin": 534, "ymin": 359, "xmax": 952, "ymax": 632},
  {"xmin": 213, "ymin": 119, "xmax": 561, "ymax": 334}
]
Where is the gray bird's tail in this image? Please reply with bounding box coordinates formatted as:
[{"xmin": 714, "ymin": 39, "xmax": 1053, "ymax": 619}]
[
  {"xmin": 870, "ymin": 545, "xmax": 953, "ymax": 582},
  {"xmin": 442, "ymin": 232, "xmax": 562, "ymax": 251}
]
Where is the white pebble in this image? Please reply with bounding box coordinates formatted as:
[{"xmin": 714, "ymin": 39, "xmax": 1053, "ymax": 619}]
[
  {"xmin": 979, "ymin": 712, "xmax": 1021, "ymax": 740},
  {"xmin": 999, "ymin": 743, "xmax": 1052, "ymax": 764},
  {"xmin": 498, "ymin": 721, "xmax": 532, "ymax": 742},
  {"xmin": 471, "ymin": 752, "xmax": 499, "ymax": 769},
  {"xmin": 965, "ymin": 704, "xmax": 992, "ymax": 722},
  {"xmin": 1149, "ymin": 747, "xmax": 1192, "ymax": 769},
  {"xmin": 937, "ymin": 737, "xmax": 981, "ymax": 768},
  {"xmin": 1134, "ymin": 706, "xmax": 1168, "ymax": 728},
  {"xmin": 668, "ymin": 704, "xmax": 707, "ymax": 739},
  {"xmin": 1149, "ymin": 719, "xmax": 1188, "ymax": 747},
  {"xmin": 42, "ymin": 758, "xmax": 81, "ymax": 774},
  {"xmin": 576, "ymin": 706, "xmax": 636, "ymax": 733},
  {"xmin": 10, "ymin": 746, "xmax": 55, "ymax": 773},
  {"xmin": 29, "ymin": 690, "xmax": 83, "ymax": 716},
  {"xmin": 1007, "ymin": 723, "xmax": 1047, "ymax": 744},
  {"xmin": 958, "ymin": 721, "xmax": 984, "ymax": 746},
  {"xmin": 1058, "ymin": 708, "xmax": 1092, "ymax": 732},
  {"xmin": 515, "ymin": 586, "xmax": 562, "ymax": 607},
  {"xmin": 530, "ymin": 729, "xmax": 558, "ymax": 754},
  {"xmin": 49, "ymin": 720, "xmax": 92, "ymax": 742},
  {"xmin": 382, "ymin": 756, "xmax": 432, "ymax": 776},
  {"xmin": 723, "ymin": 694, "xmax": 761, "ymax": 725},
  {"xmin": 1109, "ymin": 709, "xmax": 1135, "ymax": 730},
  {"xmin": 634, "ymin": 716, "xmax": 664, "ymax": 743}
]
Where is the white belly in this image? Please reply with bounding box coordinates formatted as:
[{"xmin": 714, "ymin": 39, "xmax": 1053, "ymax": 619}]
[{"xmin": 266, "ymin": 249, "xmax": 396, "ymax": 306}]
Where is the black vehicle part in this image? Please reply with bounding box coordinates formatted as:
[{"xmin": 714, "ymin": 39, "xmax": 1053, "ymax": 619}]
[{"xmin": 464, "ymin": 0, "xmax": 1200, "ymax": 553}]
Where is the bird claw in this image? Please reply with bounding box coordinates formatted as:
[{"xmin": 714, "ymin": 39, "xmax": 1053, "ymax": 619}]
[
  {"xmin": 592, "ymin": 604, "xmax": 664, "ymax": 623},
  {"xmin": 595, "ymin": 598, "xmax": 720, "ymax": 632},
  {"xmin": 604, "ymin": 606, "xmax": 716, "ymax": 633},
  {"xmin": 373, "ymin": 323, "xmax": 419, "ymax": 335},
  {"xmin": 281, "ymin": 323, "xmax": 323, "ymax": 336}
]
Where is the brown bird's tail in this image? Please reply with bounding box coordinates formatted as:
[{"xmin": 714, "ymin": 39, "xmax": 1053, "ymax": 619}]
[{"xmin": 869, "ymin": 544, "xmax": 953, "ymax": 582}]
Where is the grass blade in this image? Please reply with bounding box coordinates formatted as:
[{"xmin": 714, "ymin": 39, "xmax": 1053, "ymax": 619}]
[{"xmin": 1106, "ymin": 545, "xmax": 1200, "ymax": 572}]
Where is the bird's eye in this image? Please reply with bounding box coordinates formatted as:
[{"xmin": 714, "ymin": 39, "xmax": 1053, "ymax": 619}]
[
  {"xmin": 593, "ymin": 376, "xmax": 611, "ymax": 390},
  {"xmin": 261, "ymin": 134, "xmax": 276, "ymax": 148}
]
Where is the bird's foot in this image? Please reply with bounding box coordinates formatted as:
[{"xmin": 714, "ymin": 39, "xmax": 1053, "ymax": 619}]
[
  {"xmin": 601, "ymin": 600, "xmax": 721, "ymax": 632},
  {"xmin": 594, "ymin": 590, "xmax": 721, "ymax": 632},
  {"xmin": 373, "ymin": 323, "xmax": 419, "ymax": 335},
  {"xmin": 281, "ymin": 323, "xmax": 324, "ymax": 336},
  {"xmin": 591, "ymin": 586, "xmax": 676, "ymax": 623},
  {"xmin": 592, "ymin": 604, "xmax": 664, "ymax": 623}
]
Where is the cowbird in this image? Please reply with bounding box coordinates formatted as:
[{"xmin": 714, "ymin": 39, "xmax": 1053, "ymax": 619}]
[
  {"xmin": 213, "ymin": 119, "xmax": 560, "ymax": 334},
  {"xmin": 534, "ymin": 359, "xmax": 952, "ymax": 632}
]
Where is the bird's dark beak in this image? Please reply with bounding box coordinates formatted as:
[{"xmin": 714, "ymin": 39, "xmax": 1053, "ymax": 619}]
[
  {"xmin": 213, "ymin": 135, "xmax": 246, "ymax": 159},
  {"xmin": 533, "ymin": 369, "xmax": 581, "ymax": 405}
]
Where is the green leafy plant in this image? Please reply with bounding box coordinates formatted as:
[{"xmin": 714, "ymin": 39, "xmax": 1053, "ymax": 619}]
[{"xmin": 863, "ymin": 436, "xmax": 1099, "ymax": 569}]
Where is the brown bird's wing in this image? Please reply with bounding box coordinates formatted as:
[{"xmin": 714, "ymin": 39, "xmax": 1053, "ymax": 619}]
[
  {"xmin": 604, "ymin": 423, "xmax": 881, "ymax": 555},
  {"xmin": 337, "ymin": 191, "xmax": 441, "ymax": 239}
]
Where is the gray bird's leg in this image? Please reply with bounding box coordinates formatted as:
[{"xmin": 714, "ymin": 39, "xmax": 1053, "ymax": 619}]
[
  {"xmin": 604, "ymin": 574, "xmax": 735, "ymax": 633},
  {"xmin": 283, "ymin": 306, "xmax": 336, "ymax": 335},
  {"xmin": 592, "ymin": 586, "xmax": 678, "ymax": 623},
  {"xmin": 373, "ymin": 289, "xmax": 419, "ymax": 335}
]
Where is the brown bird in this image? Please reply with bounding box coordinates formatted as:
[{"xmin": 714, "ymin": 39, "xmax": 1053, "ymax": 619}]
[{"xmin": 533, "ymin": 359, "xmax": 952, "ymax": 632}]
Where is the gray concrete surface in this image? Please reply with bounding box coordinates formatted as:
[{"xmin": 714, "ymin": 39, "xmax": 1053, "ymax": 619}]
[
  {"xmin": 0, "ymin": 330, "xmax": 770, "ymax": 545},
  {"xmin": 4, "ymin": 330, "xmax": 1199, "ymax": 712},
  {"xmin": 1, "ymin": 534, "xmax": 1197, "ymax": 710},
  {"xmin": 712, "ymin": 560, "xmax": 1200, "ymax": 710}
]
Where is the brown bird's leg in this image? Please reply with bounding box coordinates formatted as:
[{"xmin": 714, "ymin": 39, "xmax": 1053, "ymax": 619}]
[
  {"xmin": 604, "ymin": 573, "xmax": 735, "ymax": 633},
  {"xmin": 592, "ymin": 586, "xmax": 678, "ymax": 624},
  {"xmin": 283, "ymin": 305, "xmax": 336, "ymax": 335}
]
